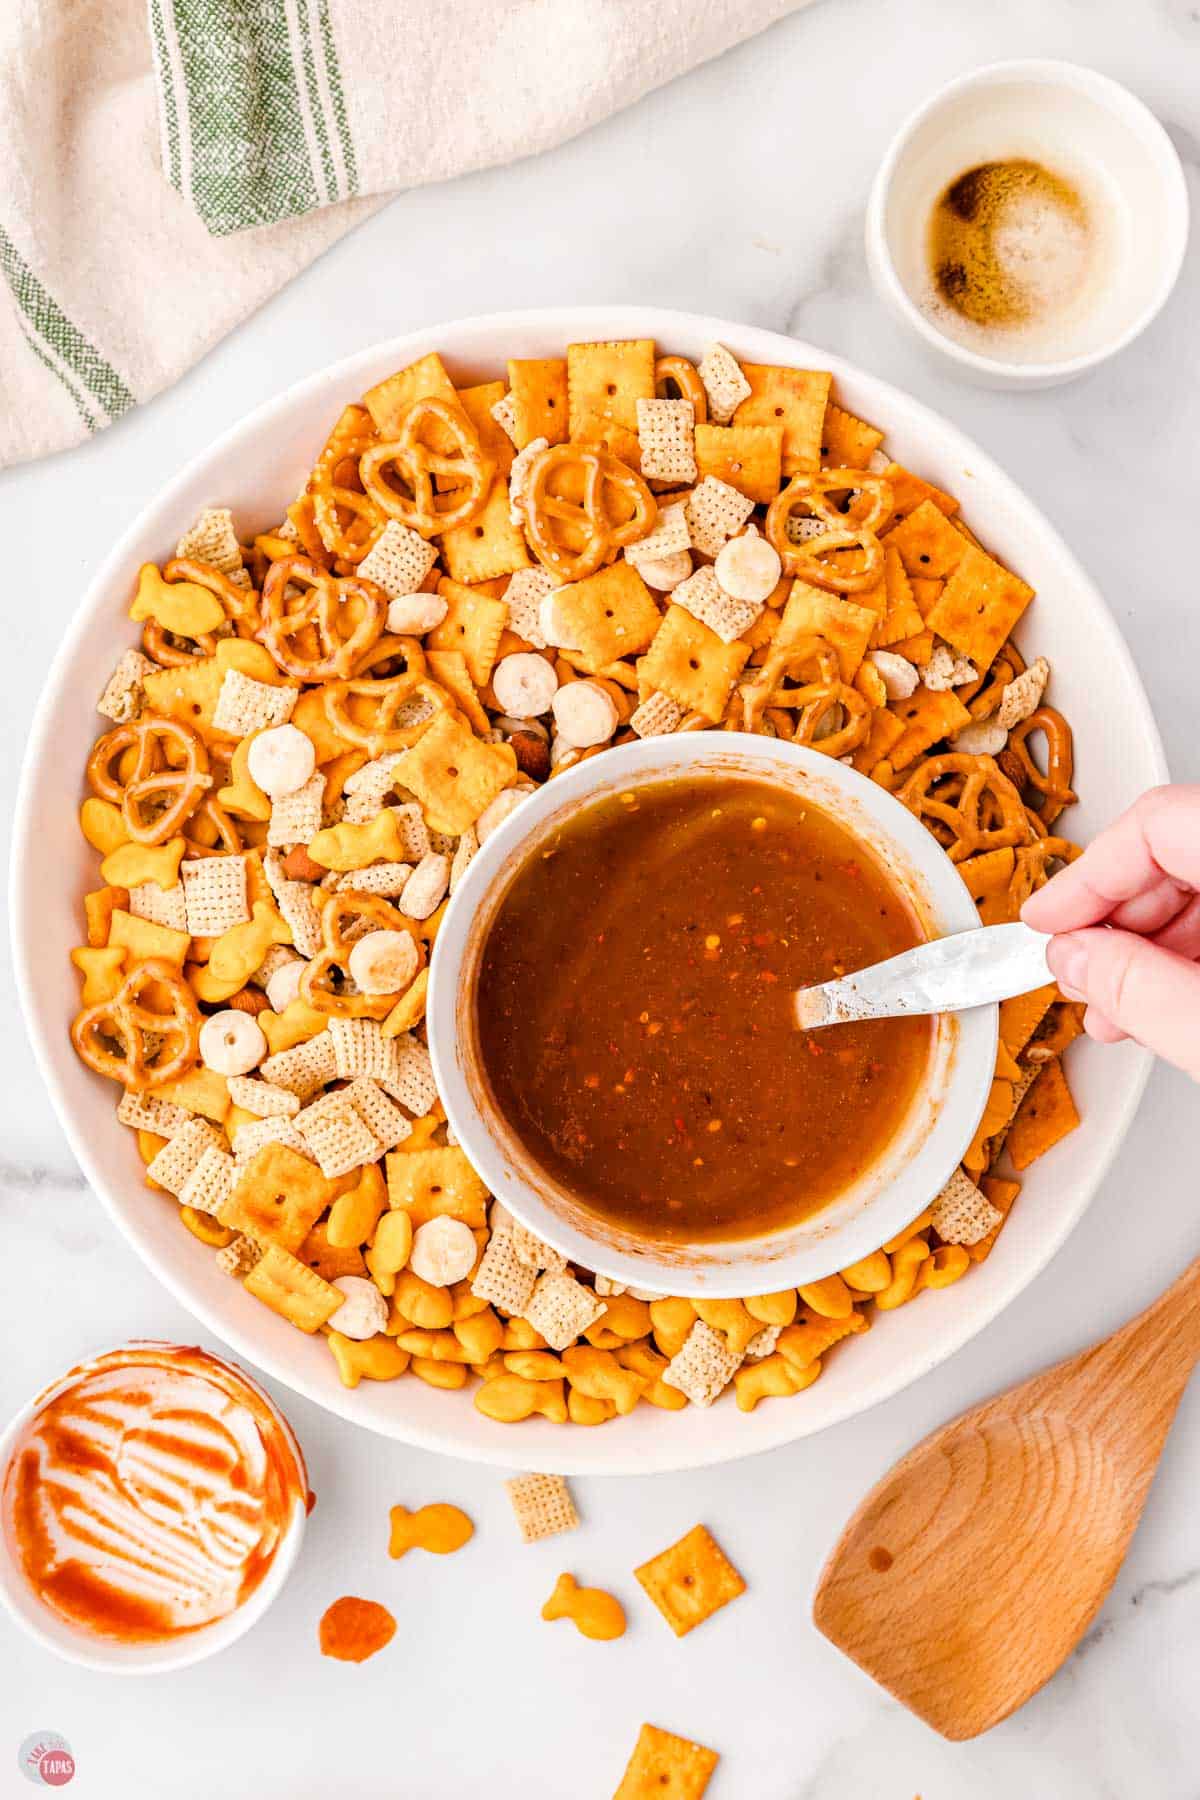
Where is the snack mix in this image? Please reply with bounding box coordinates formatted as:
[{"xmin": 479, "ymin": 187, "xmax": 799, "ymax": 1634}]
[{"xmin": 70, "ymin": 339, "xmax": 1084, "ymax": 1424}]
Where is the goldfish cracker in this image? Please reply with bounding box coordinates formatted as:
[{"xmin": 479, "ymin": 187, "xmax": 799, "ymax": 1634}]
[
  {"xmin": 180, "ymin": 1206, "xmax": 234, "ymax": 1249},
  {"xmin": 734, "ymin": 1353, "xmax": 820, "ymax": 1412},
  {"xmin": 393, "ymin": 1328, "xmax": 470, "ymax": 1362},
  {"xmin": 452, "ymin": 1308, "xmax": 504, "ymax": 1363},
  {"xmin": 503, "ymin": 1350, "xmax": 564, "ymax": 1382},
  {"xmin": 388, "ymin": 1502, "xmax": 474, "ymax": 1558},
  {"xmin": 838, "ymin": 1250, "xmax": 892, "ymax": 1293},
  {"xmin": 582, "ymin": 1293, "xmax": 651, "ymax": 1344},
  {"xmin": 327, "ymin": 1331, "xmax": 410, "ymax": 1388},
  {"xmin": 137, "ymin": 1129, "xmax": 168, "ymax": 1174},
  {"xmin": 561, "ymin": 1345, "xmax": 646, "ymax": 1416},
  {"xmin": 915, "ymin": 1244, "xmax": 971, "ymax": 1290},
  {"xmin": 391, "ymin": 1267, "xmax": 452, "ymax": 1331},
  {"xmin": 797, "ymin": 1274, "xmax": 854, "ymax": 1320},
  {"xmin": 291, "ymin": 686, "xmax": 358, "ymax": 763},
  {"xmin": 71, "ymin": 946, "xmax": 127, "ymax": 1006},
  {"xmin": 190, "ymin": 962, "xmax": 251, "ymax": 1005},
  {"xmin": 129, "ymin": 562, "xmax": 226, "ymax": 635},
  {"xmin": 615, "ymin": 1341, "xmax": 688, "ymax": 1411},
  {"xmin": 327, "ymin": 1163, "xmax": 388, "ymax": 1249},
  {"xmin": 875, "ymin": 1237, "xmax": 931, "ymax": 1310},
  {"xmin": 778, "ymin": 1310, "xmax": 868, "ymax": 1371},
  {"xmin": 410, "ymin": 1357, "xmax": 469, "ymax": 1391},
  {"xmin": 567, "ymin": 1391, "xmax": 617, "ymax": 1426},
  {"xmin": 308, "ymin": 812, "xmax": 411, "ymax": 873},
  {"xmin": 80, "ymin": 797, "xmax": 129, "ymax": 856},
  {"xmin": 208, "ymin": 901, "xmax": 291, "ymax": 986},
  {"xmin": 693, "ymin": 1298, "xmax": 760, "ymax": 1354},
  {"xmin": 744, "ymin": 1290, "xmax": 798, "ymax": 1328},
  {"xmin": 500, "ymin": 1317, "xmax": 547, "ymax": 1352},
  {"xmin": 154, "ymin": 1066, "xmax": 231, "ymax": 1123},
  {"xmin": 259, "ymin": 998, "xmax": 329, "ymax": 1054},
  {"xmin": 217, "ymin": 733, "xmax": 272, "ymax": 822},
  {"xmin": 474, "ymin": 1374, "xmax": 567, "ymax": 1424},
  {"xmin": 650, "ymin": 1296, "xmax": 697, "ymax": 1359},
  {"xmin": 82, "ymin": 886, "xmax": 128, "ymax": 947},
  {"xmin": 541, "ymin": 1572, "xmax": 626, "ymax": 1640},
  {"xmin": 381, "ymin": 968, "xmax": 430, "ymax": 1037},
  {"xmin": 449, "ymin": 1279, "xmax": 489, "ymax": 1322},
  {"xmin": 99, "ymin": 837, "xmax": 186, "ymax": 890}
]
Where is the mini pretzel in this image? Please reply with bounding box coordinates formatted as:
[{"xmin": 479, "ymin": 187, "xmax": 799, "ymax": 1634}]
[
  {"xmin": 1007, "ymin": 706, "xmax": 1076, "ymax": 828},
  {"xmin": 310, "ymin": 427, "xmax": 386, "ymax": 564},
  {"xmin": 87, "ymin": 714, "xmax": 213, "ymax": 845},
  {"xmin": 301, "ymin": 890, "xmax": 426, "ymax": 1020},
  {"xmin": 257, "ymin": 555, "xmax": 387, "ymax": 680},
  {"xmin": 322, "ymin": 670, "xmax": 456, "ymax": 760},
  {"xmin": 765, "ymin": 468, "xmax": 893, "ymax": 593},
  {"xmin": 140, "ymin": 621, "xmax": 221, "ymax": 666},
  {"xmin": 523, "ymin": 443, "xmax": 657, "ymax": 582},
  {"xmin": 740, "ymin": 638, "xmax": 870, "ymax": 758},
  {"xmin": 1008, "ymin": 834, "xmax": 1081, "ymax": 912},
  {"xmin": 71, "ymin": 957, "xmax": 201, "ymax": 1089},
  {"xmin": 654, "ymin": 355, "xmax": 708, "ymax": 423},
  {"xmin": 897, "ymin": 752, "xmax": 1031, "ymax": 863},
  {"xmin": 359, "ymin": 398, "xmax": 494, "ymax": 539}
]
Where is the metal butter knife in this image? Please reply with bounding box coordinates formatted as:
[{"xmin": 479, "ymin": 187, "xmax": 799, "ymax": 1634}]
[{"xmin": 794, "ymin": 921, "xmax": 1053, "ymax": 1029}]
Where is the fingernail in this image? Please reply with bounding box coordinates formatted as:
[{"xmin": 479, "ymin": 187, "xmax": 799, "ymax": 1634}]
[{"xmin": 1048, "ymin": 937, "xmax": 1087, "ymax": 996}]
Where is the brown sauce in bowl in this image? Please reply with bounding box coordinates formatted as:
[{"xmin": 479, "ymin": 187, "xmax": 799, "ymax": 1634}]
[{"xmin": 474, "ymin": 776, "xmax": 932, "ymax": 1244}]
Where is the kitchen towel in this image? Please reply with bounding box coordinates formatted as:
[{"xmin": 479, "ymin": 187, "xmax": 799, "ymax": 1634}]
[{"xmin": 0, "ymin": 0, "xmax": 812, "ymax": 466}]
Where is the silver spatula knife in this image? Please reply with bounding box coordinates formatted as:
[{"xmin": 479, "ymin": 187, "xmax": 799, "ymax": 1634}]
[{"xmin": 794, "ymin": 921, "xmax": 1053, "ymax": 1029}]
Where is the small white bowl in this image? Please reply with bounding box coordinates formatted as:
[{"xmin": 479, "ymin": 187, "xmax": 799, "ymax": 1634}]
[
  {"xmin": 866, "ymin": 60, "xmax": 1189, "ymax": 388},
  {"xmin": 0, "ymin": 1343, "xmax": 307, "ymax": 1674},
  {"xmin": 428, "ymin": 735, "xmax": 997, "ymax": 1298}
]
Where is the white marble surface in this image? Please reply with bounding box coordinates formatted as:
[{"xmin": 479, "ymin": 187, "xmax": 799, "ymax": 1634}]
[{"xmin": 3, "ymin": 1, "xmax": 1200, "ymax": 1793}]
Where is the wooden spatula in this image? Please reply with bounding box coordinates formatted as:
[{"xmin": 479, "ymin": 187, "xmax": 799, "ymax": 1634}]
[{"xmin": 813, "ymin": 1255, "xmax": 1200, "ymax": 1739}]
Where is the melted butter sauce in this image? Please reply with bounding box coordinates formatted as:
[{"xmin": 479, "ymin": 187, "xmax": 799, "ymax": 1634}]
[{"xmin": 2, "ymin": 1345, "xmax": 305, "ymax": 1643}]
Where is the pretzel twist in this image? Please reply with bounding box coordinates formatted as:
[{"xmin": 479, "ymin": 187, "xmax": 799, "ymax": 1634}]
[
  {"xmin": 87, "ymin": 714, "xmax": 212, "ymax": 845},
  {"xmin": 322, "ymin": 670, "xmax": 457, "ymax": 761},
  {"xmin": 1007, "ymin": 706, "xmax": 1076, "ymax": 828},
  {"xmin": 359, "ymin": 398, "xmax": 494, "ymax": 538},
  {"xmin": 765, "ymin": 469, "xmax": 892, "ymax": 593},
  {"xmin": 71, "ymin": 958, "xmax": 201, "ymax": 1089},
  {"xmin": 897, "ymin": 752, "xmax": 1031, "ymax": 863},
  {"xmin": 523, "ymin": 443, "xmax": 656, "ymax": 582},
  {"xmin": 257, "ymin": 555, "xmax": 387, "ymax": 680}
]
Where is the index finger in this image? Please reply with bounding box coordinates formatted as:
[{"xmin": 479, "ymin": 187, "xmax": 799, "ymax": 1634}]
[{"xmin": 1022, "ymin": 785, "xmax": 1200, "ymax": 934}]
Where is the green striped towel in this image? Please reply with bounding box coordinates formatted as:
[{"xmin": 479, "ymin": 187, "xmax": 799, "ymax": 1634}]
[{"xmin": 0, "ymin": 0, "xmax": 809, "ymax": 465}]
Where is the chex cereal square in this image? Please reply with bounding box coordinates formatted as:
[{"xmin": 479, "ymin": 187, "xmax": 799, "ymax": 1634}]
[
  {"xmin": 636, "ymin": 399, "xmax": 697, "ymax": 485},
  {"xmin": 379, "ymin": 1035, "xmax": 439, "ymax": 1115},
  {"xmin": 505, "ymin": 1474, "xmax": 579, "ymax": 1543},
  {"xmin": 342, "ymin": 1077, "xmax": 412, "ymax": 1151},
  {"xmin": 295, "ymin": 1091, "xmax": 380, "ymax": 1179},
  {"xmin": 97, "ymin": 649, "xmax": 156, "ymax": 723},
  {"xmin": 176, "ymin": 506, "xmax": 243, "ymax": 574},
  {"xmin": 697, "ymin": 342, "xmax": 751, "ymax": 423},
  {"xmin": 181, "ymin": 855, "xmax": 249, "ymax": 937},
  {"xmin": 212, "ymin": 669, "xmax": 296, "ymax": 737},
  {"xmin": 146, "ymin": 1117, "xmax": 222, "ymax": 1196},
  {"xmin": 662, "ymin": 1320, "xmax": 742, "ymax": 1407},
  {"xmin": 524, "ymin": 1272, "xmax": 606, "ymax": 1352},
  {"xmin": 267, "ymin": 772, "xmax": 324, "ymax": 848},
  {"xmin": 673, "ymin": 565, "xmax": 761, "ymax": 644},
  {"xmin": 178, "ymin": 1144, "xmax": 237, "ymax": 1217},
  {"xmin": 470, "ymin": 1230, "xmax": 537, "ymax": 1315},
  {"xmin": 684, "ymin": 476, "xmax": 754, "ymax": 558},
  {"xmin": 357, "ymin": 520, "xmax": 437, "ymax": 597}
]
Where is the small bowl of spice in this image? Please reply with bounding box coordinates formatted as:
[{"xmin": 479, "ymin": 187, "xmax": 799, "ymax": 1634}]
[
  {"xmin": 0, "ymin": 1342, "xmax": 308, "ymax": 1672},
  {"xmin": 866, "ymin": 60, "xmax": 1188, "ymax": 388},
  {"xmin": 429, "ymin": 733, "xmax": 997, "ymax": 1298}
]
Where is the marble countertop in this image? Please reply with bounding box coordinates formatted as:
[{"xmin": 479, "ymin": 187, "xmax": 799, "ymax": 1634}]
[{"xmin": 3, "ymin": 0, "xmax": 1199, "ymax": 1793}]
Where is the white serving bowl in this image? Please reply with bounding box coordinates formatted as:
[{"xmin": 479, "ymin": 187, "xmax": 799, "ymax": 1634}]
[
  {"xmin": 10, "ymin": 308, "xmax": 1165, "ymax": 1474},
  {"xmin": 429, "ymin": 734, "xmax": 996, "ymax": 1298},
  {"xmin": 0, "ymin": 1343, "xmax": 307, "ymax": 1673}
]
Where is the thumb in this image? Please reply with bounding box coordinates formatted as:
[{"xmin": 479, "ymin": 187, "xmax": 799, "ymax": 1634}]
[{"xmin": 1046, "ymin": 928, "xmax": 1200, "ymax": 1080}]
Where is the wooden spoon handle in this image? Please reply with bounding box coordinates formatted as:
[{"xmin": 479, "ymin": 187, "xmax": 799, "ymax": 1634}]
[{"xmin": 1045, "ymin": 1253, "xmax": 1200, "ymax": 1448}]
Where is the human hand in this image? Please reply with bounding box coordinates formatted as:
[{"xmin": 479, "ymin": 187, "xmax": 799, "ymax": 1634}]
[{"xmin": 1021, "ymin": 785, "xmax": 1200, "ymax": 1079}]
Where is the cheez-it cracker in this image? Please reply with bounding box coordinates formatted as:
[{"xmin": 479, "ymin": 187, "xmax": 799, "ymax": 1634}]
[
  {"xmin": 635, "ymin": 1523, "xmax": 746, "ymax": 1637},
  {"xmin": 67, "ymin": 333, "xmax": 1084, "ymax": 1433},
  {"xmin": 613, "ymin": 1723, "xmax": 719, "ymax": 1800}
]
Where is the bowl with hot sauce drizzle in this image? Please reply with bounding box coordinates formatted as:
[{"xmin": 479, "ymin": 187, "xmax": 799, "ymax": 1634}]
[
  {"xmin": 0, "ymin": 1343, "xmax": 307, "ymax": 1671},
  {"xmin": 429, "ymin": 736, "xmax": 997, "ymax": 1299}
]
